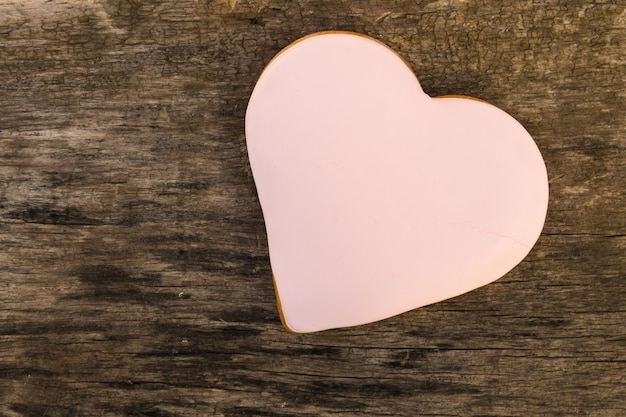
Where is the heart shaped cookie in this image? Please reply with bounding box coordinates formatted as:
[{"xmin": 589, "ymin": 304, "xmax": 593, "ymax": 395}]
[{"xmin": 245, "ymin": 32, "xmax": 549, "ymax": 333}]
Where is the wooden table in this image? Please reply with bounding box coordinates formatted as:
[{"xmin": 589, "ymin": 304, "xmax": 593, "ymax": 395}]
[{"xmin": 1, "ymin": 1, "xmax": 624, "ymax": 416}]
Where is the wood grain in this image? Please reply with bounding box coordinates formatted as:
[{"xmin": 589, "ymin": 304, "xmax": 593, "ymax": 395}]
[{"xmin": 1, "ymin": 1, "xmax": 624, "ymax": 416}]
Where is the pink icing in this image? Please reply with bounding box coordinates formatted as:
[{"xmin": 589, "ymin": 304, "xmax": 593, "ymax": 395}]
[{"xmin": 246, "ymin": 32, "xmax": 549, "ymax": 333}]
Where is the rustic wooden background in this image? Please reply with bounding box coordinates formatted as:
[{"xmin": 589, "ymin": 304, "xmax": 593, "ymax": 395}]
[{"xmin": 1, "ymin": 0, "xmax": 624, "ymax": 416}]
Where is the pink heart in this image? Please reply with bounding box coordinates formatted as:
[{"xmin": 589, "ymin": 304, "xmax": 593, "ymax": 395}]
[{"xmin": 246, "ymin": 32, "xmax": 549, "ymax": 333}]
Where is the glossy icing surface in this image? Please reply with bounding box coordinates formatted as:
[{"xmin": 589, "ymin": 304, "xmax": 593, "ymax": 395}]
[{"xmin": 245, "ymin": 32, "xmax": 549, "ymax": 333}]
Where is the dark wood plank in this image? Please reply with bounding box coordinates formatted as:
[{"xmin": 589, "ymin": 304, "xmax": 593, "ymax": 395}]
[{"xmin": 1, "ymin": 1, "xmax": 624, "ymax": 416}]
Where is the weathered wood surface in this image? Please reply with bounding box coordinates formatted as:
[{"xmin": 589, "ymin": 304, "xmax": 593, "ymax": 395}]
[{"xmin": 0, "ymin": 1, "xmax": 624, "ymax": 416}]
